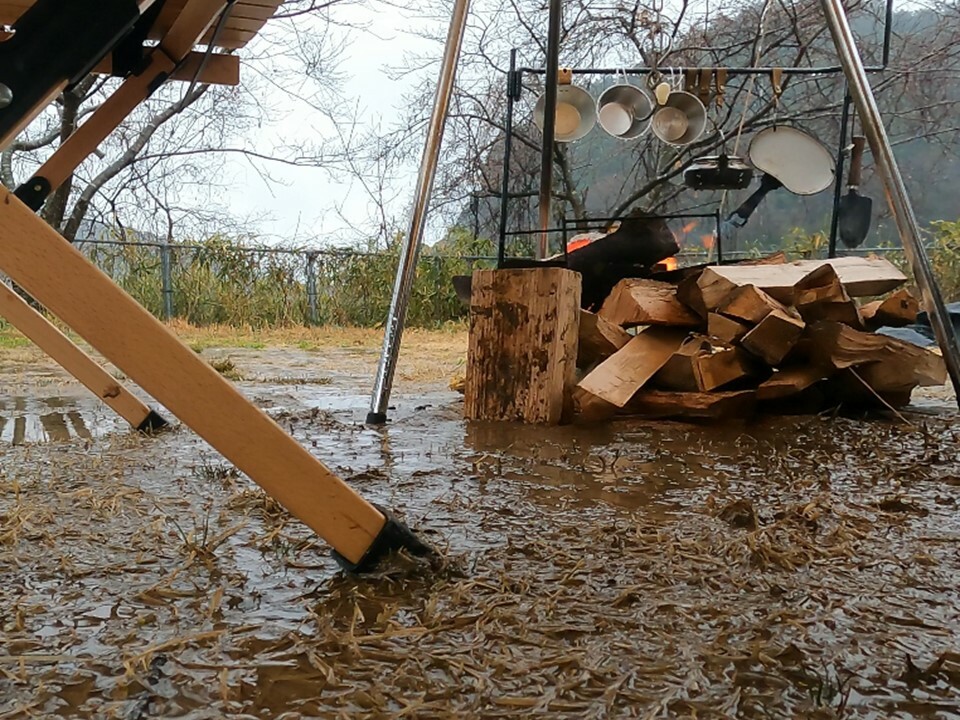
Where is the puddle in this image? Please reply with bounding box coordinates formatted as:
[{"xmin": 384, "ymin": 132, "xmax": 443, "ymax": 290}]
[
  {"xmin": 1, "ymin": 350, "xmax": 959, "ymax": 718},
  {"xmin": 0, "ymin": 396, "xmax": 121, "ymax": 445}
]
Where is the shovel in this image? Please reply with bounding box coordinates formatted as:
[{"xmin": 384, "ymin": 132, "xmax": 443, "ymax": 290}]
[{"xmin": 838, "ymin": 135, "xmax": 873, "ymax": 248}]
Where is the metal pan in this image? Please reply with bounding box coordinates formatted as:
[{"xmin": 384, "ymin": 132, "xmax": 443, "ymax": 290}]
[{"xmin": 748, "ymin": 126, "xmax": 834, "ymax": 195}]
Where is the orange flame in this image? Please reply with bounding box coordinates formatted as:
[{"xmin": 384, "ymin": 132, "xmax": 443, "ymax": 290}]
[
  {"xmin": 701, "ymin": 234, "xmax": 716, "ymax": 250},
  {"xmin": 680, "ymin": 221, "xmax": 698, "ymax": 234},
  {"xmin": 660, "ymin": 257, "xmax": 679, "ymax": 271}
]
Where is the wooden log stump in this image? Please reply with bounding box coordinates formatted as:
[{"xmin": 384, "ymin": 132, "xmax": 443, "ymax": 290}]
[{"xmin": 465, "ymin": 268, "xmax": 581, "ymax": 424}]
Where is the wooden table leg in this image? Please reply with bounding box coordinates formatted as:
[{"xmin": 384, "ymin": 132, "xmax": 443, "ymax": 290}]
[
  {"xmin": 0, "ymin": 188, "xmax": 429, "ymax": 568},
  {"xmin": 0, "ymin": 282, "xmax": 166, "ymax": 431}
]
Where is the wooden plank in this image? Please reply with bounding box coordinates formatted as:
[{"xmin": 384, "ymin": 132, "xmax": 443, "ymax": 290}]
[
  {"xmin": 0, "ymin": 0, "xmax": 281, "ymax": 50},
  {"xmin": 92, "ymin": 52, "xmax": 241, "ymax": 86},
  {"xmin": 741, "ymin": 309, "xmax": 806, "ymax": 366},
  {"xmin": 465, "ymin": 268, "xmax": 581, "ymax": 424},
  {"xmin": 0, "ymin": 187, "xmax": 385, "ymax": 565},
  {"xmin": 576, "ymin": 327, "xmax": 688, "ymax": 408},
  {"xmin": 598, "ymin": 279, "xmax": 701, "ymax": 328},
  {"xmin": 578, "ymin": 310, "xmax": 631, "ymax": 369},
  {"xmin": 696, "ymin": 257, "xmax": 906, "ymax": 304},
  {"xmin": 0, "ymin": 283, "xmax": 155, "ymax": 428}
]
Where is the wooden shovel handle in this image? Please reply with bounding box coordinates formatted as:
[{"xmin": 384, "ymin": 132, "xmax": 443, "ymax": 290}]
[{"xmin": 849, "ymin": 135, "xmax": 866, "ymax": 188}]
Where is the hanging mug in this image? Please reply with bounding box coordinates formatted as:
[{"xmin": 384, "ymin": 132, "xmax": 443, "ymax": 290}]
[
  {"xmin": 533, "ymin": 68, "xmax": 596, "ymax": 143},
  {"xmin": 651, "ymin": 89, "xmax": 707, "ymax": 146},
  {"xmin": 596, "ymin": 70, "xmax": 654, "ymax": 140}
]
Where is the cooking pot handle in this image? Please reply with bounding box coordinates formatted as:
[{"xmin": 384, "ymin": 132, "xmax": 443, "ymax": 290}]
[{"xmin": 726, "ymin": 174, "xmax": 783, "ymax": 228}]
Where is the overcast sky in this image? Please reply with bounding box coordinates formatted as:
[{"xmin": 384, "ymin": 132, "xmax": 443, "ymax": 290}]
[{"xmin": 215, "ymin": 4, "xmax": 434, "ymax": 248}]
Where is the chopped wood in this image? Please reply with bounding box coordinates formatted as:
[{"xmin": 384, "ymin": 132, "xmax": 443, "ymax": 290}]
[
  {"xmin": 708, "ymin": 312, "xmax": 751, "ymax": 344},
  {"xmin": 804, "ymin": 321, "xmax": 947, "ymax": 388},
  {"xmin": 623, "ymin": 389, "xmax": 757, "ymax": 421},
  {"xmin": 578, "ymin": 310, "xmax": 631, "ymax": 368},
  {"xmin": 793, "ymin": 264, "xmax": 863, "ymax": 328},
  {"xmin": 741, "ymin": 309, "xmax": 806, "ymax": 365},
  {"xmin": 860, "ymin": 289, "xmax": 920, "ymax": 330},
  {"xmin": 598, "ymin": 279, "xmax": 702, "ymax": 328},
  {"xmin": 677, "ymin": 271, "xmax": 707, "ymax": 317},
  {"xmin": 571, "ymin": 387, "xmax": 619, "ymax": 423},
  {"xmin": 651, "ymin": 335, "xmax": 707, "ymax": 392},
  {"xmin": 575, "ymin": 327, "xmax": 688, "ymax": 408},
  {"xmin": 694, "ymin": 343, "xmax": 758, "ymax": 391},
  {"xmin": 696, "ymin": 256, "xmax": 906, "ymax": 305},
  {"xmin": 757, "ymin": 365, "xmax": 831, "ymax": 400},
  {"xmin": 718, "ymin": 284, "xmax": 799, "ymax": 325},
  {"xmin": 696, "ymin": 268, "xmax": 740, "ymax": 312},
  {"xmin": 653, "ymin": 335, "xmax": 758, "ymax": 392},
  {"xmin": 465, "ymin": 268, "xmax": 581, "ymax": 424}
]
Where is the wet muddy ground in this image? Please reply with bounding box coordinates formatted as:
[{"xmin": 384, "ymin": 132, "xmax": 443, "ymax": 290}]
[{"xmin": 2, "ymin": 331, "xmax": 960, "ymax": 718}]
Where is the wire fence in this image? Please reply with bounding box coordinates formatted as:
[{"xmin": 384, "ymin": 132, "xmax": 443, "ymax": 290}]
[
  {"xmin": 76, "ymin": 238, "xmax": 497, "ymax": 328},
  {"xmin": 70, "ymin": 237, "xmax": 916, "ymax": 328}
]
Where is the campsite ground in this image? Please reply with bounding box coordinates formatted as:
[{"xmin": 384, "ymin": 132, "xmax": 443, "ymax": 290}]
[{"xmin": 1, "ymin": 324, "xmax": 959, "ymax": 718}]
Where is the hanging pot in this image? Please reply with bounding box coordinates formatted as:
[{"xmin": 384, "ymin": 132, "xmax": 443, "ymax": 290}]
[
  {"xmin": 533, "ymin": 68, "xmax": 596, "ymax": 143},
  {"xmin": 684, "ymin": 153, "xmax": 753, "ymax": 190},
  {"xmin": 650, "ymin": 90, "xmax": 706, "ymax": 146},
  {"xmin": 596, "ymin": 73, "xmax": 654, "ymax": 140}
]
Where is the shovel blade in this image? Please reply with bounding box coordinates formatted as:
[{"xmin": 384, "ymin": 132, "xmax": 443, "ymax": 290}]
[{"xmin": 838, "ymin": 191, "xmax": 873, "ymax": 248}]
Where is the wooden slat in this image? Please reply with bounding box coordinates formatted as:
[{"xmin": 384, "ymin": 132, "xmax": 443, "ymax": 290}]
[
  {"xmin": 0, "ymin": 0, "xmax": 284, "ymax": 49},
  {"xmin": 0, "ymin": 187, "xmax": 387, "ymax": 564},
  {"xmin": 0, "ymin": 282, "xmax": 154, "ymax": 428},
  {"xmin": 93, "ymin": 51, "xmax": 241, "ymax": 86}
]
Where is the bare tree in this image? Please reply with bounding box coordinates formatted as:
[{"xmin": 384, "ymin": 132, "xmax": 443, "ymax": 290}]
[
  {"xmin": 0, "ymin": 0, "xmax": 363, "ymax": 243},
  {"xmin": 373, "ymin": 0, "xmax": 960, "ymax": 250}
]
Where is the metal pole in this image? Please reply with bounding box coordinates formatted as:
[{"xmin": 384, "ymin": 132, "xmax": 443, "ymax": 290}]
[
  {"xmin": 497, "ymin": 50, "xmax": 518, "ymax": 268},
  {"xmin": 828, "ymin": 91, "xmax": 852, "ymax": 259},
  {"xmin": 367, "ymin": 0, "xmax": 471, "ymax": 425},
  {"xmin": 306, "ymin": 252, "xmax": 319, "ymax": 326},
  {"xmin": 821, "ymin": 0, "xmax": 960, "ymax": 404},
  {"xmin": 537, "ymin": 0, "xmax": 562, "ymax": 260},
  {"xmin": 160, "ymin": 242, "xmax": 174, "ymax": 320}
]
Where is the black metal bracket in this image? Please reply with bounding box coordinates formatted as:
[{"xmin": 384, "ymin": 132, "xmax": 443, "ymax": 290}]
[
  {"xmin": 0, "ymin": 0, "xmax": 142, "ymax": 143},
  {"xmin": 14, "ymin": 176, "xmax": 51, "ymax": 212},
  {"xmin": 136, "ymin": 409, "xmax": 170, "ymax": 434},
  {"xmin": 111, "ymin": 0, "xmax": 169, "ymax": 78},
  {"xmin": 332, "ymin": 505, "xmax": 438, "ymax": 574}
]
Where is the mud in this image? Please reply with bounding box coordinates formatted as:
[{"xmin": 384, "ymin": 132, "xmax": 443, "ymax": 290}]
[{"xmin": 2, "ymin": 340, "xmax": 960, "ymax": 718}]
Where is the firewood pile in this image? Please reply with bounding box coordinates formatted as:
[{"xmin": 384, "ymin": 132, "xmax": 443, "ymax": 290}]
[{"xmin": 573, "ymin": 254, "xmax": 947, "ymax": 422}]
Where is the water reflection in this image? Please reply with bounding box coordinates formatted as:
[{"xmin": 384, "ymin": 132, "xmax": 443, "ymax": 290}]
[{"xmin": 0, "ymin": 396, "xmax": 99, "ymax": 445}]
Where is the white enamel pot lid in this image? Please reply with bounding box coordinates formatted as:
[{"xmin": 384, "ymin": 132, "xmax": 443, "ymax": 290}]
[{"xmin": 748, "ymin": 126, "xmax": 835, "ymax": 195}]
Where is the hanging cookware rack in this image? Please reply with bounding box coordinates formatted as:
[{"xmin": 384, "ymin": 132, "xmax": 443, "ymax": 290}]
[{"xmin": 495, "ymin": 0, "xmax": 897, "ymax": 268}]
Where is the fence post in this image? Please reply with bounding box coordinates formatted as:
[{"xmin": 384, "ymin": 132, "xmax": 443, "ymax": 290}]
[
  {"xmin": 160, "ymin": 242, "xmax": 174, "ymax": 321},
  {"xmin": 306, "ymin": 252, "xmax": 319, "ymax": 326}
]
